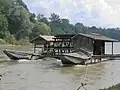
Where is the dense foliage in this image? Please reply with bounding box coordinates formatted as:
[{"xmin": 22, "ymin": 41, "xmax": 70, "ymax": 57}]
[{"xmin": 0, "ymin": 0, "xmax": 120, "ymax": 44}]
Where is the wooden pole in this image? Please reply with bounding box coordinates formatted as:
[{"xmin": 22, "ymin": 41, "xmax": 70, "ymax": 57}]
[
  {"xmin": 34, "ymin": 44, "xmax": 36, "ymax": 53},
  {"xmin": 92, "ymin": 40, "xmax": 95, "ymax": 55},
  {"xmin": 112, "ymin": 42, "xmax": 113, "ymax": 55}
]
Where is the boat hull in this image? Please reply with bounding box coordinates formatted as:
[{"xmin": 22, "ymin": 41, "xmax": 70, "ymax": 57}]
[
  {"xmin": 3, "ymin": 50, "xmax": 30, "ymax": 60},
  {"xmin": 54, "ymin": 55, "xmax": 86, "ymax": 65}
]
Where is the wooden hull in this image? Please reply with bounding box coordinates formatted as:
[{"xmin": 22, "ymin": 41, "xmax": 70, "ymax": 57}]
[
  {"xmin": 54, "ymin": 56, "xmax": 76, "ymax": 64},
  {"xmin": 53, "ymin": 52, "xmax": 90, "ymax": 65},
  {"xmin": 3, "ymin": 50, "xmax": 30, "ymax": 60},
  {"xmin": 54, "ymin": 55, "xmax": 87, "ymax": 65}
]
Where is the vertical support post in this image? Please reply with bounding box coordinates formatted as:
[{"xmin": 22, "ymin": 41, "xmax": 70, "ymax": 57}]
[
  {"xmin": 92, "ymin": 40, "xmax": 95, "ymax": 55},
  {"xmin": 34, "ymin": 44, "xmax": 36, "ymax": 53},
  {"xmin": 112, "ymin": 42, "xmax": 113, "ymax": 55},
  {"xmin": 52, "ymin": 41, "xmax": 54, "ymax": 55},
  {"xmin": 54, "ymin": 39, "xmax": 56, "ymax": 55}
]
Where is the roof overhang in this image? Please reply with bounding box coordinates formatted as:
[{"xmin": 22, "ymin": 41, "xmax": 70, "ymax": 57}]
[{"xmin": 72, "ymin": 33, "xmax": 119, "ymax": 42}]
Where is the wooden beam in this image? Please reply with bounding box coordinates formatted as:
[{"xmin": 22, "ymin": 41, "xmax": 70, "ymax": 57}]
[
  {"xmin": 112, "ymin": 42, "xmax": 113, "ymax": 55},
  {"xmin": 35, "ymin": 46, "xmax": 43, "ymax": 48}
]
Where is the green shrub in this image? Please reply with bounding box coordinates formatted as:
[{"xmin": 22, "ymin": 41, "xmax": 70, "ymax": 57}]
[
  {"xmin": 18, "ymin": 37, "xmax": 30, "ymax": 45},
  {"xmin": 0, "ymin": 38, "xmax": 6, "ymax": 44},
  {"xmin": 5, "ymin": 34, "xmax": 18, "ymax": 45}
]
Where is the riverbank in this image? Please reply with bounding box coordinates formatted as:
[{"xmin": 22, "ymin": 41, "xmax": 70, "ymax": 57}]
[
  {"xmin": 0, "ymin": 37, "xmax": 31, "ymax": 45},
  {"xmin": 100, "ymin": 83, "xmax": 120, "ymax": 90}
]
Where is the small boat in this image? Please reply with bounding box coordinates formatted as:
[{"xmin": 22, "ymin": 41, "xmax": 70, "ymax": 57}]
[{"xmin": 3, "ymin": 50, "xmax": 32, "ymax": 60}]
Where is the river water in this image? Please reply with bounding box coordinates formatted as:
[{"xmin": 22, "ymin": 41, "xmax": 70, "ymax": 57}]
[{"xmin": 0, "ymin": 43, "xmax": 120, "ymax": 90}]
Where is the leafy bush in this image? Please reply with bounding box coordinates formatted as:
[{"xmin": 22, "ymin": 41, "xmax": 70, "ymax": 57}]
[
  {"xmin": 18, "ymin": 37, "xmax": 30, "ymax": 45},
  {"xmin": 4, "ymin": 34, "xmax": 17, "ymax": 44},
  {"xmin": 0, "ymin": 38, "xmax": 6, "ymax": 44}
]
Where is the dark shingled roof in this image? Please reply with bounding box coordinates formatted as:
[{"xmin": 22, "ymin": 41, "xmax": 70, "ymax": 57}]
[
  {"xmin": 53, "ymin": 34, "xmax": 76, "ymax": 39},
  {"xmin": 73, "ymin": 33, "xmax": 118, "ymax": 42},
  {"xmin": 30, "ymin": 35, "xmax": 54, "ymax": 43},
  {"xmin": 55, "ymin": 34, "xmax": 76, "ymax": 37}
]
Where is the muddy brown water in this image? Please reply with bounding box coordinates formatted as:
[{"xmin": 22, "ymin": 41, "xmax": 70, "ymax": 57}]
[{"xmin": 0, "ymin": 43, "xmax": 120, "ymax": 90}]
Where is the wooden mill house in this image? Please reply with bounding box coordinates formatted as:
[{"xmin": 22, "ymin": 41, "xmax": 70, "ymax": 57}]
[{"xmin": 31, "ymin": 33, "xmax": 119, "ymax": 65}]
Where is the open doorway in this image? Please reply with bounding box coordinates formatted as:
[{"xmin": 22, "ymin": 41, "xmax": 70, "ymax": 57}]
[{"xmin": 93, "ymin": 40, "xmax": 105, "ymax": 55}]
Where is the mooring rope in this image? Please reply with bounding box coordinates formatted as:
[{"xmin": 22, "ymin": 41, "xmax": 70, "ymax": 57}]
[
  {"xmin": 82, "ymin": 64, "xmax": 89, "ymax": 83},
  {"xmin": 76, "ymin": 64, "xmax": 89, "ymax": 90}
]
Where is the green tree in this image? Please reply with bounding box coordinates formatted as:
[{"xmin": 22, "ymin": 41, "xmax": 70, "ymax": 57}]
[
  {"xmin": 49, "ymin": 13, "xmax": 61, "ymax": 24},
  {"xmin": 75, "ymin": 23, "xmax": 84, "ymax": 33},
  {"xmin": 0, "ymin": 14, "xmax": 8, "ymax": 38},
  {"xmin": 31, "ymin": 22, "xmax": 51, "ymax": 39},
  {"xmin": 60, "ymin": 19, "xmax": 75, "ymax": 34},
  {"xmin": 8, "ymin": 6, "xmax": 33, "ymax": 39},
  {"xmin": 0, "ymin": 0, "xmax": 11, "ymax": 15},
  {"xmin": 16, "ymin": 0, "xmax": 29, "ymax": 11},
  {"xmin": 37, "ymin": 14, "xmax": 48, "ymax": 24},
  {"xmin": 49, "ymin": 13, "xmax": 65, "ymax": 35},
  {"xmin": 61, "ymin": 19, "xmax": 69, "ymax": 25},
  {"xmin": 30, "ymin": 13, "xmax": 36, "ymax": 23}
]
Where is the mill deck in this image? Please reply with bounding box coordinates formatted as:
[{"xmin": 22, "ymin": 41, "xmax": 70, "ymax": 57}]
[{"xmin": 92, "ymin": 54, "xmax": 120, "ymax": 58}]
